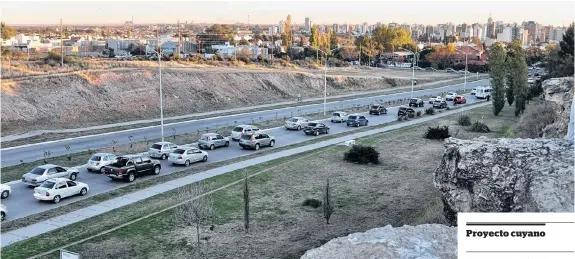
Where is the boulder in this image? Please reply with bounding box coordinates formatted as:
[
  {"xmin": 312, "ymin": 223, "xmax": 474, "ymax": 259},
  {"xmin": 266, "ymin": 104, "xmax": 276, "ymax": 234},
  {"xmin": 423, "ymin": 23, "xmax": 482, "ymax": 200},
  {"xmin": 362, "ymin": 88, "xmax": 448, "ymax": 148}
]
[
  {"xmin": 434, "ymin": 137, "xmax": 574, "ymax": 225},
  {"xmin": 300, "ymin": 224, "xmax": 457, "ymax": 259},
  {"xmin": 541, "ymin": 77, "xmax": 574, "ymax": 139}
]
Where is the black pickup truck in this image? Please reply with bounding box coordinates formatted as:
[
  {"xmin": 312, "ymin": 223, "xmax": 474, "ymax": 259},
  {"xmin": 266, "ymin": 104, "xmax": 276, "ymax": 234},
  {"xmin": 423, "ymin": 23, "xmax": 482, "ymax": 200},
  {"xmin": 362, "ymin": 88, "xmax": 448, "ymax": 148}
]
[{"xmin": 103, "ymin": 155, "xmax": 161, "ymax": 182}]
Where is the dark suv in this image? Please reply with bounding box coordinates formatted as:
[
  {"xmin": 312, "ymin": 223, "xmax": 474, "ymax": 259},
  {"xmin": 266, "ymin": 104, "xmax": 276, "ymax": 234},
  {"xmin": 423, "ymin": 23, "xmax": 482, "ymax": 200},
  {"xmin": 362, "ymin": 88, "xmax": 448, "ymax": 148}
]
[
  {"xmin": 397, "ymin": 106, "xmax": 415, "ymax": 116},
  {"xmin": 409, "ymin": 98, "xmax": 424, "ymax": 107},
  {"xmin": 369, "ymin": 104, "xmax": 387, "ymax": 115}
]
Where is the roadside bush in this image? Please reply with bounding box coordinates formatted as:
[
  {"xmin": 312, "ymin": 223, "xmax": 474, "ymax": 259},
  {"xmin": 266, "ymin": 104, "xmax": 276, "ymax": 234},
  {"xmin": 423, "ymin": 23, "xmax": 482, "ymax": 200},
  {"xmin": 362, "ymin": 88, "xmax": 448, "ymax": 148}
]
[
  {"xmin": 302, "ymin": 198, "xmax": 322, "ymax": 208},
  {"xmin": 502, "ymin": 125, "xmax": 516, "ymax": 138},
  {"xmin": 457, "ymin": 114, "xmax": 472, "ymax": 126},
  {"xmin": 343, "ymin": 145, "xmax": 380, "ymax": 164},
  {"xmin": 516, "ymin": 101, "xmax": 555, "ymax": 138},
  {"xmin": 407, "ymin": 112, "xmax": 415, "ymax": 118},
  {"xmin": 416, "ymin": 111, "xmax": 422, "ymax": 117},
  {"xmin": 469, "ymin": 120, "xmax": 491, "ymax": 133},
  {"xmin": 425, "ymin": 108, "xmax": 435, "ymax": 115},
  {"xmin": 425, "ymin": 126, "xmax": 451, "ymax": 139}
]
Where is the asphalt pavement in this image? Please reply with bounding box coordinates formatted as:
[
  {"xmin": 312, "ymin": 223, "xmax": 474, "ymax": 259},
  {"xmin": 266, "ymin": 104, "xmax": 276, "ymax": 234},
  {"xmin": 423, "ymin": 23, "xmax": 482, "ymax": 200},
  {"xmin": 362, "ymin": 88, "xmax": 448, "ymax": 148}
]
[
  {"xmin": 0, "ymin": 79, "xmax": 488, "ymax": 167},
  {"xmin": 1, "ymin": 92, "xmax": 487, "ymax": 222}
]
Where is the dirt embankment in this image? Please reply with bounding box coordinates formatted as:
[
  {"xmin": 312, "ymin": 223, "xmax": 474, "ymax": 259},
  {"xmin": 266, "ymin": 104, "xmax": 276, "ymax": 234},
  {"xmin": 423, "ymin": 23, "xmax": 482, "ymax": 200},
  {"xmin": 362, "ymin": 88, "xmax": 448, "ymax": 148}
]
[{"xmin": 1, "ymin": 68, "xmax": 451, "ymax": 136}]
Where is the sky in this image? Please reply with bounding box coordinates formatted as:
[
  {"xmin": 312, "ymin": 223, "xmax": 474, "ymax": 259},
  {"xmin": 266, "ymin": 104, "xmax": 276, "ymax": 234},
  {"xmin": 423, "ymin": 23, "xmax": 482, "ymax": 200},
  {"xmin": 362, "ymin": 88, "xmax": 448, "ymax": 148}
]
[{"xmin": 1, "ymin": 0, "xmax": 574, "ymax": 26}]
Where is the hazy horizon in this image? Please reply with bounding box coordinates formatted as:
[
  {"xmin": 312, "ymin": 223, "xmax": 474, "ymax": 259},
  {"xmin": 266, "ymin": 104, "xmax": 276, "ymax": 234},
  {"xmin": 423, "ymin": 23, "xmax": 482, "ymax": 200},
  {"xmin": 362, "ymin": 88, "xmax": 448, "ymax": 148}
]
[{"xmin": 1, "ymin": 1, "xmax": 574, "ymax": 27}]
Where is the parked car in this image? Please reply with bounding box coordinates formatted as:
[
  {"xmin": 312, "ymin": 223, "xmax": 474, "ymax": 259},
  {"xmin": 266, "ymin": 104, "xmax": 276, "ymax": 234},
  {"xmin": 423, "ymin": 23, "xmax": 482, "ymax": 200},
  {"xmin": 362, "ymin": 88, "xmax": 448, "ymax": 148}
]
[
  {"xmin": 304, "ymin": 122, "xmax": 330, "ymax": 136},
  {"xmin": 87, "ymin": 153, "xmax": 117, "ymax": 173},
  {"xmin": 22, "ymin": 164, "xmax": 80, "ymax": 187},
  {"xmin": 445, "ymin": 68, "xmax": 457, "ymax": 73},
  {"xmin": 330, "ymin": 111, "xmax": 349, "ymax": 123},
  {"xmin": 444, "ymin": 92, "xmax": 458, "ymax": 101},
  {"xmin": 429, "ymin": 96, "xmax": 443, "ymax": 104},
  {"xmin": 231, "ymin": 125, "xmax": 260, "ymax": 141},
  {"xmin": 148, "ymin": 141, "xmax": 178, "ymax": 160},
  {"xmin": 168, "ymin": 147, "xmax": 208, "ymax": 166},
  {"xmin": 408, "ymin": 98, "xmax": 424, "ymax": 107},
  {"xmin": 454, "ymin": 96, "xmax": 467, "ymax": 104},
  {"xmin": 285, "ymin": 117, "xmax": 310, "ymax": 130},
  {"xmin": 198, "ymin": 133, "xmax": 229, "ymax": 150},
  {"xmin": 239, "ymin": 132, "xmax": 275, "ymax": 150},
  {"xmin": 369, "ymin": 103, "xmax": 388, "ymax": 115},
  {"xmin": 346, "ymin": 115, "xmax": 369, "ymax": 127},
  {"xmin": 397, "ymin": 106, "xmax": 416, "ymax": 116},
  {"xmin": 1, "ymin": 184, "xmax": 11, "ymax": 199},
  {"xmin": 425, "ymin": 67, "xmax": 437, "ymax": 72},
  {"xmin": 33, "ymin": 178, "xmax": 89, "ymax": 204},
  {"xmin": 433, "ymin": 100, "xmax": 448, "ymax": 109},
  {"xmin": 1, "ymin": 204, "xmax": 6, "ymax": 221},
  {"xmin": 103, "ymin": 155, "xmax": 161, "ymax": 182}
]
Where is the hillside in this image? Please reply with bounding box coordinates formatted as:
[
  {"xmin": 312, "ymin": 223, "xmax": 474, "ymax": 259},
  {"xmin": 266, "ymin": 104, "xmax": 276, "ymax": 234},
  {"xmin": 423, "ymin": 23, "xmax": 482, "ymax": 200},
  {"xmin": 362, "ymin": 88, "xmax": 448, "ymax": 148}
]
[{"xmin": 1, "ymin": 67, "xmax": 456, "ymax": 136}]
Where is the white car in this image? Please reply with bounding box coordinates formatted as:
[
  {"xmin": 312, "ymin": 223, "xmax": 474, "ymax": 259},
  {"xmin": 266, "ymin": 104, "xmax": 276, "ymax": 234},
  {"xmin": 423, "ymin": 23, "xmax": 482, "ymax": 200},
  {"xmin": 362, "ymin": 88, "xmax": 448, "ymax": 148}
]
[
  {"xmin": 444, "ymin": 92, "xmax": 458, "ymax": 101},
  {"xmin": 330, "ymin": 111, "xmax": 349, "ymax": 123},
  {"xmin": 1, "ymin": 204, "xmax": 6, "ymax": 221},
  {"xmin": 285, "ymin": 117, "xmax": 310, "ymax": 130},
  {"xmin": 231, "ymin": 125, "xmax": 260, "ymax": 141},
  {"xmin": 1, "ymin": 184, "xmax": 12, "ymax": 199},
  {"xmin": 87, "ymin": 153, "xmax": 117, "ymax": 173},
  {"xmin": 470, "ymin": 88, "xmax": 477, "ymax": 95},
  {"xmin": 148, "ymin": 141, "xmax": 178, "ymax": 160},
  {"xmin": 168, "ymin": 147, "xmax": 208, "ymax": 166},
  {"xmin": 22, "ymin": 164, "xmax": 80, "ymax": 187},
  {"xmin": 428, "ymin": 96, "xmax": 443, "ymax": 104},
  {"xmin": 33, "ymin": 178, "xmax": 89, "ymax": 204}
]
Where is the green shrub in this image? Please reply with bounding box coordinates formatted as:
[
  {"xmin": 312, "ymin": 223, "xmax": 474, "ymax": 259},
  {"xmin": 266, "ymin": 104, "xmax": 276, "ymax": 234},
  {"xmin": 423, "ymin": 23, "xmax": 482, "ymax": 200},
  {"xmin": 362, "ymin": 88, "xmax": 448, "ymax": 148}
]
[
  {"xmin": 470, "ymin": 121, "xmax": 491, "ymax": 133},
  {"xmin": 457, "ymin": 114, "xmax": 472, "ymax": 126},
  {"xmin": 343, "ymin": 145, "xmax": 380, "ymax": 164},
  {"xmin": 416, "ymin": 111, "xmax": 422, "ymax": 117},
  {"xmin": 502, "ymin": 125, "xmax": 516, "ymax": 138},
  {"xmin": 425, "ymin": 126, "xmax": 451, "ymax": 139},
  {"xmin": 425, "ymin": 108, "xmax": 435, "ymax": 115},
  {"xmin": 408, "ymin": 112, "xmax": 415, "ymax": 118},
  {"xmin": 302, "ymin": 198, "xmax": 322, "ymax": 208}
]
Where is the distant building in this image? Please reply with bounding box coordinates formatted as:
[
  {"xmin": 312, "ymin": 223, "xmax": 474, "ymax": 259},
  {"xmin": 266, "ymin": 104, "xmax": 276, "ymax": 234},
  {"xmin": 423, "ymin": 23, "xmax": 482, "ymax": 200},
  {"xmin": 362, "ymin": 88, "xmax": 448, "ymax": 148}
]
[
  {"xmin": 278, "ymin": 20, "xmax": 284, "ymax": 34},
  {"xmin": 305, "ymin": 17, "xmax": 311, "ymax": 32},
  {"xmin": 525, "ymin": 21, "xmax": 539, "ymax": 43},
  {"xmin": 486, "ymin": 14, "xmax": 496, "ymax": 39}
]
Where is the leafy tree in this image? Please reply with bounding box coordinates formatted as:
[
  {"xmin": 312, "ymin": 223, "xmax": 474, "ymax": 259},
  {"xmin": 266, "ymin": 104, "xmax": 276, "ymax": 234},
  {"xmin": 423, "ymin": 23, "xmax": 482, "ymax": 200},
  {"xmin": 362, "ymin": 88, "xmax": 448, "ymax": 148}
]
[
  {"xmin": 282, "ymin": 15, "xmax": 293, "ymax": 49},
  {"xmin": 323, "ymin": 179, "xmax": 334, "ymax": 224},
  {"xmin": 371, "ymin": 25, "xmax": 414, "ymax": 52},
  {"xmin": 488, "ymin": 43, "xmax": 507, "ymax": 116},
  {"xmin": 197, "ymin": 24, "xmax": 234, "ymax": 46},
  {"xmin": 337, "ymin": 46, "xmax": 359, "ymax": 61},
  {"xmin": 309, "ymin": 25, "xmax": 318, "ymax": 48},
  {"xmin": 329, "ymin": 28, "xmax": 338, "ymax": 49},
  {"xmin": 545, "ymin": 23, "xmax": 575, "ymax": 77},
  {"xmin": 1, "ymin": 22, "xmax": 17, "ymax": 39},
  {"xmin": 559, "ymin": 23, "xmax": 573, "ymax": 58},
  {"xmin": 419, "ymin": 47, "xmax": 435, "ymax": 61},
  {"xmin": 507, "ymin": 40, "xmax": 528, "ymax": 116},
  {"xmin": 239, "ymin": 38, "xmax": 249, "ymax": 46}
]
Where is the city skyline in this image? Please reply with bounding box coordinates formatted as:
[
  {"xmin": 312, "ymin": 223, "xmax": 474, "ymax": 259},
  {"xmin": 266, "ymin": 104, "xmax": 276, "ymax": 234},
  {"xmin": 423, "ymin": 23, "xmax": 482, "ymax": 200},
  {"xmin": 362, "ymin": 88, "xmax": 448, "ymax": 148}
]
[{"xmin": 1, "ymin": 1, "xmax": 574, "ymax": 27}]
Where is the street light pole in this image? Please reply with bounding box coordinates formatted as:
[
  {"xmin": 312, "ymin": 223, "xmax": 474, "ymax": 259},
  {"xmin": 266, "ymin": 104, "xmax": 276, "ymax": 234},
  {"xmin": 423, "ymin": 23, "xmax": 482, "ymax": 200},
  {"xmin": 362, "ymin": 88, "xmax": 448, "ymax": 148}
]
[
  {"xmin": 146, "ymin": 45, "xmax": 165, "ymax": 142},
  {"xmin": 464, "ymin": 53, "xmax": 468, "ymax": 92},
  {"xmin": 317, "ymin": 48, "xmax": 339, "ymax": 115}
]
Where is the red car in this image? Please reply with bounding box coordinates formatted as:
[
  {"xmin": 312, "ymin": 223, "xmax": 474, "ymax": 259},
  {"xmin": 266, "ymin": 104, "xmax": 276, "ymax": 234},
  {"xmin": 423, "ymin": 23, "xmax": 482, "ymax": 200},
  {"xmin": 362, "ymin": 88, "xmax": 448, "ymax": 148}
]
[{"xmin": 454, "ymin": 96, "xmax": 467, "ymax": 104}]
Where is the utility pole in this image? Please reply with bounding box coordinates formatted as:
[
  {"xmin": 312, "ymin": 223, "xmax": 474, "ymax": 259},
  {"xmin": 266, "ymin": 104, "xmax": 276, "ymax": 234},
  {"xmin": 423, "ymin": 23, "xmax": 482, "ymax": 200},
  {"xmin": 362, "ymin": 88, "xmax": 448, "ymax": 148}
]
[
  {"xmin": 177, "ymin": 20, "xmax": 181, "ymax": 59},
  {"xmin": 359, "ymin": 42, "xmax": 361, "ymax": 65},
  {"xmin": 60, "ymin": 18, "xmax": 64, "ymax": 66}
]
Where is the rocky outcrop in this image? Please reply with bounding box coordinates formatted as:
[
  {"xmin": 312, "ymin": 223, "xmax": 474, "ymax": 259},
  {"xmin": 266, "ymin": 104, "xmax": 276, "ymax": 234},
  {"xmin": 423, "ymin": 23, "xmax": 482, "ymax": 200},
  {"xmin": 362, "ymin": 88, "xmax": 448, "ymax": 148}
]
[
  {"xmin": 434, "ymin": 137, "xmax": 574, "ymax": 225},
  {"xmin": 300, "ymin": 224, "xmax": 457, "ymax": 259},
  {"xmin": 541, "ymin": 77, "xmax": 574, "ymax": 139}
]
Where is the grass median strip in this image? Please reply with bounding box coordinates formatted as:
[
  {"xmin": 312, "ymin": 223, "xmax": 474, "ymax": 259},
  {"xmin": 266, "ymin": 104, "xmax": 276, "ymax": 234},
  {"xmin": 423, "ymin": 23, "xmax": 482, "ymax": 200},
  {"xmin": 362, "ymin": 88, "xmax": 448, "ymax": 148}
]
[{"xmin": 2, "ymin": 101, "xmax": 508, "ymax": 259}]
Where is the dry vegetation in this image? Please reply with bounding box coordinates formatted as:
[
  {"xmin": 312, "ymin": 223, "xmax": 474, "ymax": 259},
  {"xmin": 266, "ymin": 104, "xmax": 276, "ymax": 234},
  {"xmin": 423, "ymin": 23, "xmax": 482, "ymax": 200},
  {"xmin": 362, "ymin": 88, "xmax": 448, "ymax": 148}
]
[{"xmin": 9, "ymin": 103, "xmax": 519, "ymax": 259}]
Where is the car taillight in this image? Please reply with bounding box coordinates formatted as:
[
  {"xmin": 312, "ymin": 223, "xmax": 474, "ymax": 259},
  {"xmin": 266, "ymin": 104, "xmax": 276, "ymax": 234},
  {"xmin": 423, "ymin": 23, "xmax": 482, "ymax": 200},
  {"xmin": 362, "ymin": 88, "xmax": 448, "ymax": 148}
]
[
  {"xmin": 178, "ymin": 155, "xmax": 182, "ymax": 159},
  {"xmin": 118, "ymin": 170, "xmax": 123, "ymax": 175},
  {"xmin": 46, "ymin": 192, "xmax": 50, "ymax": 197}
]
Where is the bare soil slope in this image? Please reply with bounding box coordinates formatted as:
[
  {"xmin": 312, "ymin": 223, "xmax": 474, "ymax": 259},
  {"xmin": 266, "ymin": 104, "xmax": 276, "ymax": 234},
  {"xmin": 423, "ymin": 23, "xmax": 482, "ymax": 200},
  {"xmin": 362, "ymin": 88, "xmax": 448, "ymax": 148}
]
[{"xmin": 1, "ymin": 68, "xmax": 455, "ymax": 136}]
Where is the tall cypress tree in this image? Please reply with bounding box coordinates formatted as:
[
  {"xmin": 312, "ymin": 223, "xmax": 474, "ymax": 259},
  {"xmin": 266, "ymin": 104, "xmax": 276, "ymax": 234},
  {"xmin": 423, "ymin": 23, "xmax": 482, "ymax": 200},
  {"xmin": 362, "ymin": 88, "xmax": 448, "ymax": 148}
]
[{"xmin": 488, "ymin": 43, "xmax": 507, "ymax": 116}]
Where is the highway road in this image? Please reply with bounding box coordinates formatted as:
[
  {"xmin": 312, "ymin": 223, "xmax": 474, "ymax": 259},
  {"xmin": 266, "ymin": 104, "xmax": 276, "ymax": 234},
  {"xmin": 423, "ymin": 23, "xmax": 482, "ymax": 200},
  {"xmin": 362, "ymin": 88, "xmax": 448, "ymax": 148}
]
[
  {"xmin": 0, "ymin": 79, "xmax": 489, "ymax": 167},
  {"xmin": 1, "ymin": 93, "xmax": 487, "ymax": 221}
]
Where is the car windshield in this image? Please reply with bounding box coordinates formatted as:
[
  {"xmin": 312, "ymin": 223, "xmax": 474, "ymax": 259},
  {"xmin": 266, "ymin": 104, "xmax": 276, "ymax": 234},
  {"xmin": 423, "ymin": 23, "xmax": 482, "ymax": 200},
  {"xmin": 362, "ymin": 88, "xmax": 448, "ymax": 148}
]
[
  {"xmin": 348, "ymin": 116, "xmax": 357, "ymax": 119},
  {"xmin": 29, "ymin": 167, "xmax": 45, "ymax": 175},
  {"xmin": 150, "ymin": 144, "xmax": 162, "ymax": 150},
  {"xmin": 241, "ymin": 134, "xmax": 252, "ymax": 140},
  {"xmin": 173, "ymin": 149, "xmax": 186, "ymax": 154},
  {"xmin": 308, "ymin": 123, "xmax": 317, "ymax": 127},
  {"xmin": 332, "ymin": 113, "xmax": 340, "ymax": 116},
  {"xmin": 288, "ymin": 118, "xmax": 298, "ymax": 122},
  {"xmin": 89, "ymin": 156, "xmax": 101, "ymax": 161},
  {"xmin": 232, "ymin": 127, "xmax": 244, "ymax": 132},
  {"xmin": 410, "ymin": 99, "xmax": 418, "ymax": 102},
  {"xmin": 40, "ymin": 181, "xmax": 56, "ymax": 189},
  {"xmin": 370, "ymin": 106, "xmax": 380, "ymax": 109}
]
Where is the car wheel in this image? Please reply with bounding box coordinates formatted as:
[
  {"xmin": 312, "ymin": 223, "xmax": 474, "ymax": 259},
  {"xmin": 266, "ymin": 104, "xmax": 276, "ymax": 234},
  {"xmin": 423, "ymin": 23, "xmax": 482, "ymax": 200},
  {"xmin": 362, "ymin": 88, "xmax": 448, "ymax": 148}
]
[
  {"xmin": 1, "ymin": 211, "xmax": 5, "ymax": 221},
  {"xmin": 331, "ymin": 120, "xmax": 334, "ymax": 123},
  {"xmin": 326, "ymin": 129, "xmax": 329, "ymax": 134},
  {"xmin": 377, "ymin": 112, "xmax": 380, "ymax": 115},
  {"xmin": 80, "ymin": 188, "xmax": 88, "ymax": 196},
  {"xmin": 185, "ymin": 160, "xmax": 190, "ymax": 167},
  {"xmin": 255, "ymin": 144, "xmax": 260, "ymax": 150},
  {"xmin": 153, "ymin": 166, "xmax": 161, "ymax": 175},
  {"xmin": 270, "ymin": 140, "xmax": 275, "ymax": 147},
  {"xmin": 225, "ymin": 141, "xmax": 229, "ymax": 147},
  {"xmin": 53, "ymin": 195, "xmax": 61, "ymax": 204},
  {"xmin": 99, "ymin": 167, "xmax": 106, "ymax": 174},
  {"xmin": 365, "ymin": 121, "xmax": 369, "ymax": 126},
  {"xmin": 69, "ymin": 173, "xmax": 77, "ymax": 181},
  {"xmin": 315, "ymin": 131, "xmax": 320, "ymax": 136},
  {"xmin": 127, "ymin": 173, "xmax": 135, "ymax": 182},
  {"xmin": 297, "ymin": 125, "xmax": 301, "ymax": 131},
  {"xmin": 1, "ymin": 190, "xmax": 9, "ymax": 199},
  {"xmin": 202, "ymin": 155, "xmax": 208, "ymax": 162},
  {"xmin": 210, "ymin": 144, "xmax": 215, "ymax": 150},
  {"xmin": 161, "ymin": 154, "xmax": 167, "ymax": 160}
]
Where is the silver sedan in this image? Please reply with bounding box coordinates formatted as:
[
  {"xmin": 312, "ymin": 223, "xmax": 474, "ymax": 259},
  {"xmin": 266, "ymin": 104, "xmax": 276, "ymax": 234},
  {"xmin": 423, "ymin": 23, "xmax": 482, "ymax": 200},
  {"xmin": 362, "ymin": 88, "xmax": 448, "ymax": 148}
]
[{"xmin": 168, "ymin": 147, "xmax": 208, "ymax": 167}]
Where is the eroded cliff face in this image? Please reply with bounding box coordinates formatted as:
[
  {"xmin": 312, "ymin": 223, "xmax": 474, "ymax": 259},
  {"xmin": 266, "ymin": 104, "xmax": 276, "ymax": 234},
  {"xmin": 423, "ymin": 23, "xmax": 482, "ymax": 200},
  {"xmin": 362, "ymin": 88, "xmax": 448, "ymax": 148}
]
[
  {"xmin": 433, "ymin": 137, "xmax": 574, "ymax": 225},
  {"xmin": 541, "ymin": 77, "xmax": 574, "ymax": 139},
  {"xmin": 300, "ymin": 224, "xmax": 457, "ymax": 259}
]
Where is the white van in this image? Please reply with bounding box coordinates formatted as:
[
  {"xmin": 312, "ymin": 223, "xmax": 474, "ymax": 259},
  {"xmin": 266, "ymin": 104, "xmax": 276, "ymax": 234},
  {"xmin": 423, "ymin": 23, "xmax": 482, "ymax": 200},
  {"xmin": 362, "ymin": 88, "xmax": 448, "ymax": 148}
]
[{"xmin": 475, "ymin": 85, "xmax": 492, "ymax": 99}]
